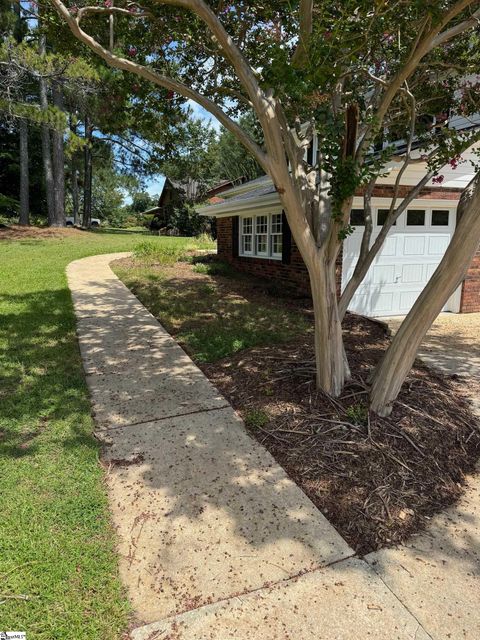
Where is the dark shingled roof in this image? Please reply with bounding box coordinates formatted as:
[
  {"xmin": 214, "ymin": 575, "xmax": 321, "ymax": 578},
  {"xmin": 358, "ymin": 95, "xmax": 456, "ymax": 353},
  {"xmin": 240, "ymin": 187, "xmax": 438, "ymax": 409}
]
[{"xmin": 227, "ymin": 182, "xmax": 277, "ymax": 202}]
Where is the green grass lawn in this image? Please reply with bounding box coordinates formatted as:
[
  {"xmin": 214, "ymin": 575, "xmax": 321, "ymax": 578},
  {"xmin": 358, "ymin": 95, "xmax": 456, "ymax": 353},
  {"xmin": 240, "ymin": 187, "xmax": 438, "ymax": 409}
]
[
  {"xmin": 113, "ymin": 257, "xmax": 309, "ymax": 363},
  {"xmin": 0, "ymin": 230, "xmax": 207, "ymax": 640}
]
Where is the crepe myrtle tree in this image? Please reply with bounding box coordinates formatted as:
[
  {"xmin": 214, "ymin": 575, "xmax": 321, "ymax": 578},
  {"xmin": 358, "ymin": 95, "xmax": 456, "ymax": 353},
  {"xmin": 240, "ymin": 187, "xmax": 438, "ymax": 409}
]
[{"xmin": 50, "ymin": 0, "xmax": 480, "ymax": 412}]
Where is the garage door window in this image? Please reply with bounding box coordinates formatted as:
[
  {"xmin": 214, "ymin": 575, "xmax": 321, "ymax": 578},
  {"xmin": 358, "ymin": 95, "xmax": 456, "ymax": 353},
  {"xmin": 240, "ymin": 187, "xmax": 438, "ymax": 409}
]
[
  {"xmin": 377, "ymin": 209, "xmax": 396, "ymax": 226},
  {"xmin": 407, "ymin": 210, "xmax": 426, "ymax": 226},
  {"xmin": 432, "ymin": 210, "xmax": 450, "ymax": 226},
  {"xmin": 350, "ymin": 209, "xmax": 365, "ymax": 226}
]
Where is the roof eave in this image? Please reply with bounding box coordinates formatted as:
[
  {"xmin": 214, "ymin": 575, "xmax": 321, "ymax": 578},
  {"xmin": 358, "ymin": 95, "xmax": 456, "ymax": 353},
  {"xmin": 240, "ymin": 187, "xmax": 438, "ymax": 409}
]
[{"xmin": 198, "ymin": 192, "xmax": 281, "ymax": 217}]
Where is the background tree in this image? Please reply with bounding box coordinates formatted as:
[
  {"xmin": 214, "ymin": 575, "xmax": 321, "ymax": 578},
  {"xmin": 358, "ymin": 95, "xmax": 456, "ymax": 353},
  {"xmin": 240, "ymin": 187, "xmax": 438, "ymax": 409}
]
[
  {"xmin": 212, "ymin": 112, "xmax": 264, "ymax": 183},
  {"xmin": 46, "ymin": 0, "xmax": 480, "ymax": 412}
]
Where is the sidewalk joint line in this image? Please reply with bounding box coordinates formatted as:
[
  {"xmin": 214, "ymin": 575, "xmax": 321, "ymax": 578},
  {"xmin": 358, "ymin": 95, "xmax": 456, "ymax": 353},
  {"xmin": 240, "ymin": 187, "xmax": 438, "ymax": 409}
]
[
  {"xmin": 132, "ymin": 553, "xmax": 358, "ymax": 633},
  {"xmin": 98, "ymin": 403, "xmax": 232, "ymax": 433}
]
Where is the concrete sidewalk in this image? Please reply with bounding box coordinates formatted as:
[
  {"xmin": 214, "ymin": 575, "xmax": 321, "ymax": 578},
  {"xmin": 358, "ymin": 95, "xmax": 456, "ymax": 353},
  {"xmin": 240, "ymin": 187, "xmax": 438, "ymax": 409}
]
[{"xmin": 68, "ymin": 254, "xmax": 436, "ymax": 639}]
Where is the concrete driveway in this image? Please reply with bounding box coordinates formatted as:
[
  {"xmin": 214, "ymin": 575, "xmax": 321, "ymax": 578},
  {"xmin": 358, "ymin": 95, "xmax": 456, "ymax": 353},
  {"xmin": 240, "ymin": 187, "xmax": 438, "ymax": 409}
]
[{"xmin": 381, "ymin": 312, "xmax": 480, "ymax": 379}]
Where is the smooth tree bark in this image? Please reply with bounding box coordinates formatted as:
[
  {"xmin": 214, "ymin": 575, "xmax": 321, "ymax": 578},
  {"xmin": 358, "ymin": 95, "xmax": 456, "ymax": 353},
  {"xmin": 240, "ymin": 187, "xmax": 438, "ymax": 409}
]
[
  {"xmin": 370, "ymin": 174, "xmax": 480, "ymax": 416},
  {"xmin": 18, "ymin": 119, "xmax": 30, "ymax": 226},
  {"xmin": 51, "ymin": 0, "xmax": 480, "ymax": 399},
  {"xmin": 51, "ymin": 81, "xmax": 66, "ymax": 226},
  {"xmin": 83, "ymin": 115, "xmax": 93, "ymax": 228}
]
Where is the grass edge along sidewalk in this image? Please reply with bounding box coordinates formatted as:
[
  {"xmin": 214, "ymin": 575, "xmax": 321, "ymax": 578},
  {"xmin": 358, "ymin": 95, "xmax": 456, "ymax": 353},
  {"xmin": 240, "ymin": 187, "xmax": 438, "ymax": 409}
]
[{"xmin": 0, "ymin": 230, "xmax": 213, "ymax": 640}]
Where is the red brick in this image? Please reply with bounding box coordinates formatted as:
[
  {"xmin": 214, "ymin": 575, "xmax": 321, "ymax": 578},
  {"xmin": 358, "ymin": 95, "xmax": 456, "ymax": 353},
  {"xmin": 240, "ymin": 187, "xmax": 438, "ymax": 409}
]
[{"xmin": 217, "ymin": 213, "xmax": 480, "ymax": 313}]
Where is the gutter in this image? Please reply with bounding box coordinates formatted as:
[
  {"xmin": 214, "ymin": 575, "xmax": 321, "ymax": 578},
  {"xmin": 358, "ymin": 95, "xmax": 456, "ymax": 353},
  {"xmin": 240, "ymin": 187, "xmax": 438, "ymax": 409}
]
[{"xmin": 198, "ymin": 191, "xmax": 281, "ymax": 217}]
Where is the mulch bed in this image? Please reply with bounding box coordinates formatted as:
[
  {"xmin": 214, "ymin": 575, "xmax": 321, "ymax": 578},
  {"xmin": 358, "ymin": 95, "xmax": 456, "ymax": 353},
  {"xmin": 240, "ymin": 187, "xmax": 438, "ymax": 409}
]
[
  {"xmin": 118, "ymin": 256, "xmax": 480, "ymax": 554},
  {"xmin": 200, "ymin": 304, "xmax": 480, "ymax": 555},
  {"xmin": 0, "ymin": 224, "xmax": 85, "ymax": 240}
]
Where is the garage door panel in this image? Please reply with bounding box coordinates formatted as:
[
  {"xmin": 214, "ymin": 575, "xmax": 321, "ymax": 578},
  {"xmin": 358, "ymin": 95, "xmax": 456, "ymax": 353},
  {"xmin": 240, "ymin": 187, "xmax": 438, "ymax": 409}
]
[
  {"xmin": 399, "ymin": 291, "xmax": 421, "ymax": 311},
  {"xmin": 403, "ymin": 236, "xmax": 426, "ymax": 255},
  {"xmin": 401, "ymin": 263, "xmax": 424, "ymax": 283},
  {"xmin": 343, "ymin": 206, "xmax": 456, "ymax": 317},
  {"xmin": 372, "ymin": 265, "xmax": 396, "ymax": 284},
  {"xmin": 428, "ymin": 235, "xmax": 450, "ymax": 255},
  {"xmin": 379, "ymin": 237, "xmax": 397, "ymax": 256}
]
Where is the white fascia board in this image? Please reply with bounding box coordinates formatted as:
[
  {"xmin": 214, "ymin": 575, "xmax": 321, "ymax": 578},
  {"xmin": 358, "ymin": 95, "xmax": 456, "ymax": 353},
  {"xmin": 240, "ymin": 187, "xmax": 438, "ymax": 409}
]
[
  {"xmin": 352, "ymin": 196, "xmax": 460, "ymax": 209},
  {"xmin": 198, "ymin": 192, "xmax": 281, "ymax": 217}
]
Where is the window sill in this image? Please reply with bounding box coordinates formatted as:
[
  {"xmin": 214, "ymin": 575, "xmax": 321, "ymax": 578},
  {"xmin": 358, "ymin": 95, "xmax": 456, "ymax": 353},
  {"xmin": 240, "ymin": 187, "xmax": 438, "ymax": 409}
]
[{"xmin": 238, "ymin": 253, "xmax": 282, "ymax": 261}]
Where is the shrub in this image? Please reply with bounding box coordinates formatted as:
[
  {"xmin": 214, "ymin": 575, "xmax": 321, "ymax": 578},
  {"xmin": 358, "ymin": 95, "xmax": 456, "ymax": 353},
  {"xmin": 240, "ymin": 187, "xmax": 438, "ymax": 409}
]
[
  {"xmin": 192, "ymin": 260, "xmax": 233, "ymax": 277},
  {"xmin": 345, "ymin": 403, "xmax": 369, "ymax": 426},
  {"xmin": 244, "ymin": 409, "xmax": 270, "ymax": 429},
  {"xmin": 133, "ymin": 240, "xmax": 186, "ymax": 264}
]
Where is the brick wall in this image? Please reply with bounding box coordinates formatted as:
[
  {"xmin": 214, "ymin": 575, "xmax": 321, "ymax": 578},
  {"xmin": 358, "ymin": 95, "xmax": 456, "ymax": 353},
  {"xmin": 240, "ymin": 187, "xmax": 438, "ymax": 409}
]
[
  {"xmin": 217, "ymin": 216, "xmax": 342, "ymax": 297},
  {"xmin": 216, "ymin": 186, "xmax": 479, "ymax": 313},
  {"xmin": 366, "ymin": 185, "xmax": 463, "ymax": 200},
  {"xmin": 460, "ymin": 244, "xmax": 480, "ymax": 312}
]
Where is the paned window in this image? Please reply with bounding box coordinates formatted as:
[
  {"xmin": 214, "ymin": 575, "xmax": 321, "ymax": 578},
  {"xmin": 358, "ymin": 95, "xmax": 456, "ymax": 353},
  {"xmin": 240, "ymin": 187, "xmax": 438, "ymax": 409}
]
[{"xmin": 239, "ymin": 213, "xmax": 283, "ymax": 259}]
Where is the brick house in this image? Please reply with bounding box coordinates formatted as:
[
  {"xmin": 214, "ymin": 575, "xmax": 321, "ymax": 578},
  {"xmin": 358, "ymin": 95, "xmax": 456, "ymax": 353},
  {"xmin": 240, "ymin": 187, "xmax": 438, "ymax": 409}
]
[{"xmin": 200, "ymin": 152, "xmax": 480, "ymax": 317}]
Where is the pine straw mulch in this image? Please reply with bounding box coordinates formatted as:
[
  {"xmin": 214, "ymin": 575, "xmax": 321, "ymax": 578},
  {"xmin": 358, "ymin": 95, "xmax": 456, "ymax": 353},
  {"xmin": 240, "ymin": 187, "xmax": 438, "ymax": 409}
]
[
  {"xmin": 0, "ymin": 224, "xmax": 85, "ymax": 240},
  {"xmin": 201, "ymin": 312, "xmax": 480, "ymax": 555}
]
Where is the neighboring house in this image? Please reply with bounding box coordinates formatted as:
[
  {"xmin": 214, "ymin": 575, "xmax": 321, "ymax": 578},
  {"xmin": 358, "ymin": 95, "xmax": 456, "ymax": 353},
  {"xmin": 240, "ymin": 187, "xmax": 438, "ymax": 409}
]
[
  {"xmin": 150, "ymin": 176, "xmax": 248, "ymax": 232},
  {"xmin": 150, "ymin": 177, "xmax": 201, "ymax": 231},
  {"xmin": 199, "ymin": 139, "xmax": 480, "ymax": 317}
]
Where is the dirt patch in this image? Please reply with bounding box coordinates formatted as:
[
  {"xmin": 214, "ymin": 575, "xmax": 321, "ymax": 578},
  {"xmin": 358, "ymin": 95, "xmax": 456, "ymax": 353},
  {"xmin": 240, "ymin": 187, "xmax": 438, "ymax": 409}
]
[
  {"xmin": 116, "ymin": 257, "xmax": 480, "ymax": 554},
  {"xmin": 0, "ymin": 224, "xmax": 86, "ymax": 240}
]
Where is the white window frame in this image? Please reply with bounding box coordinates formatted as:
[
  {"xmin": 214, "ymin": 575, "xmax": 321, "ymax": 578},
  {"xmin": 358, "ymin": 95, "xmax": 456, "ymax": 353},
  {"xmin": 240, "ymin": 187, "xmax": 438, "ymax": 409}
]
[
  {"xmin": 240, "ymin": 216, "xmax": 253, "ymax": 255},
  {"xmin": 238, "ymin": 212, "xmax": 283, "ymax": 260},
  {"xmin": 255, "ymin": 214, "xmax": 269, "ymax": 257}
]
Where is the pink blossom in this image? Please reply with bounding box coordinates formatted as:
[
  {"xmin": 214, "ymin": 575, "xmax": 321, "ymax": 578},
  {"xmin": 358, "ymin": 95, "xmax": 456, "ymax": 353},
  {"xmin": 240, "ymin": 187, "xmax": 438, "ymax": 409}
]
[
  {"xmin": 432, "ymin": 175, "xmax": 444, "ymax": 184},
  {"xmin": 104, "ymin": 0, "xmax": 112, "ymax": 7},
  {"xmin": 70, "ymin": 4, "xmax": 78, "ymax": 14},
  {"xmin": 127, "ymin": 45, "xmax": 137, "ymax": 57}
]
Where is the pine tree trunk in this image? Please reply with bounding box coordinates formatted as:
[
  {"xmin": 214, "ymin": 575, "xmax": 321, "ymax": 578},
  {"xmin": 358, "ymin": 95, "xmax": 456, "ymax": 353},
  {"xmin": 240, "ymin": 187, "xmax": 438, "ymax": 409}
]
[
  {"xmin": 71, "ymin": 155, "xmax": 79, "ymax": 225},
  {"xmin": 38, "ymin": 34, "xmax": 55, "ymax": 225},
  {"xmin": 309, "ymin": 251, "xmax": 346, "ymax": 396},
  {"xmin": 69, "ymin": 118, "xmax": 79, "ymax": 225},
  {"xmin": 51, "ymin": 82, "xmax": 66, "ymax": 227},
  {"xmin": 83, "ymin": 116, "xmax": 93, "ymax": 228},
  {"xmin": 18, "ymin": 119, "xmax": 30, "ymax": 226},
  {"xmin": 370, "ymin": 176, "xmax": 480, "ymax": 416}
]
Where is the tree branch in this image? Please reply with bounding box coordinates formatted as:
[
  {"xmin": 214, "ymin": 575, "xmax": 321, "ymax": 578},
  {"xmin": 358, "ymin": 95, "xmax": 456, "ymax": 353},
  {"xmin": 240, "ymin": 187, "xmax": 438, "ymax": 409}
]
[
  {"xmin": 50, "ymin": 0, "xmax": 270, "ymax": 172},
  {"xmin": 291, "ymin": 0, "xmax": 313, "ymax": 68},
  {"xmin": 152, "ymin": 0, "xmax": 265, "ymax": 110},
  {"xmin": 356, "ymin": 0, "xmax": 480, "ymax": 163}
]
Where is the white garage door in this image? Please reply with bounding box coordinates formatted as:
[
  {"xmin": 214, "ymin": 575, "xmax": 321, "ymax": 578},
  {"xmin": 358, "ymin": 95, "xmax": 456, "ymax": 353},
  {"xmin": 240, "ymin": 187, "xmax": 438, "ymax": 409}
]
[{"xmin": 342, "ymin": 205, "xmax": 459, "ymax": 317}]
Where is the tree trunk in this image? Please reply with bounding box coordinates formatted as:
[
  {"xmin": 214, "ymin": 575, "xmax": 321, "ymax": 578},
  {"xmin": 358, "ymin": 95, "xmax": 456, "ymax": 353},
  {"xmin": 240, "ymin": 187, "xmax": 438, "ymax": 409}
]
[
  {"xmin": 271, "ymin": 156, "xmax": 347, "ymax": 397},
  {"xmin": 18, "ymin": 119, "xmax": 30, "ymax": 226},
  {"xmin": 370, "ymin": 176, "xmax": 480, "ymax": 416},
  {"xmin": 69, "ymin": 118, "xmax": 79, "ymax": 224},
  {"xmin": 71, "ymin": 155, "xmax": 79, "ymax": 225},
  {"xmin": 308, "ymin": 250, "xmax": 346, "ymax": 396},
  {"xmin": 83, "ymin": 115, "xmax": 93, "ymax": 228},
  {"xmin": 51, "ymin": 82, "xmax": 66, "ymax": 226},
  {"xmin": 38, "ymin": 34, "xmax": 55, "ymax": 225}
]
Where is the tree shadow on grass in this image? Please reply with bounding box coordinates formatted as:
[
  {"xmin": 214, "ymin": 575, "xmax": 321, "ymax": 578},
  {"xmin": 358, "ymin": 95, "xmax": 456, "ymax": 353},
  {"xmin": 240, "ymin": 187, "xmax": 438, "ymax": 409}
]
[{"xmin": 0, "ymin": 286, "xmax": 98, "ymax": 459}]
